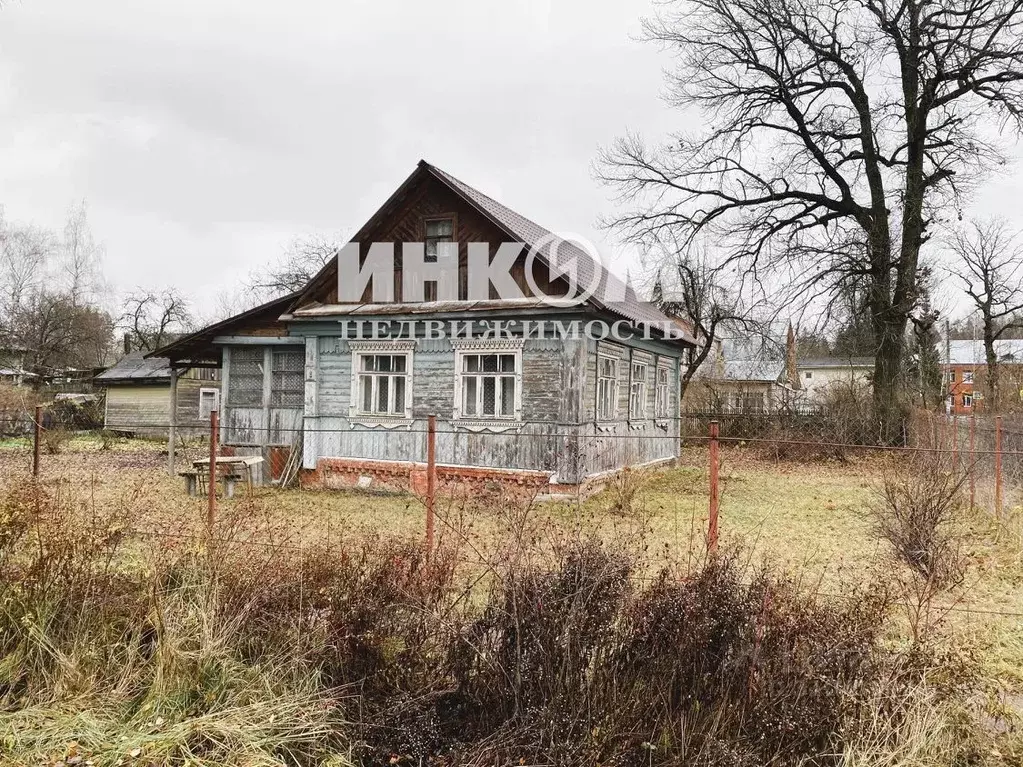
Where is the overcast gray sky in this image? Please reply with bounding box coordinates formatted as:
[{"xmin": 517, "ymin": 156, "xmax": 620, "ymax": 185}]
[{"xmin": 1, "ymin": 0, "xmax": 1021, "ymax": 320}]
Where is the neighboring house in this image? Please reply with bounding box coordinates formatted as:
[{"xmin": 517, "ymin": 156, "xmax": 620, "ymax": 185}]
[
  {"xmin": 685, "ymin": 334, "xmax": 797, "ymax": 413},
  {"xmin": 0, "ymin": 347, "xmax": 35, "ymax": 386},
  {"xmin": 943, "ymin": 339, "xmax": 1023, "ymax": 414},
  {"xmin": 710, "ymin": 359, "xmax": 793, "ymax": 413},
  {"xmin": 797, "ymin": 358, "xmax": 874, "ymax": 402},
  {"xmin": 94, "ymin": 353, "xmax": 220, "ymax": 437},
  {"xmin": 151, "ymin": 160, "xmax": 695, "ymax": 495}
]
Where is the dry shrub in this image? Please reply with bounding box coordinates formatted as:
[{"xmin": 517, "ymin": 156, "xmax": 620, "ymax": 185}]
[
  {"xmin": 42, "ymin": 426, "xmax": 71, "ymax": 454},
  {"xmin": 0, "ymin": 485, "xmax": 350, "ymax": 765},
  {"xmin": 444, "ymin": 547, "xmax": 903, "ymax": 767},
  {"xmin": 871, "ymin": 454, "xmax": 968, "ymax": 589},
  {"xmin": 606, "ymin": 466, "xmax": 643, "ymax": 515},
  {"xmin": 0, "ymin": 483, "xmax": 987, "ymax": 767}
]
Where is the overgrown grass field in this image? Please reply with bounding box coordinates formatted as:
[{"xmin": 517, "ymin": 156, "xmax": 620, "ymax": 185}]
[{"xmin": 0, "ymin": 435, "xmax": 1020, "ymax": 765}]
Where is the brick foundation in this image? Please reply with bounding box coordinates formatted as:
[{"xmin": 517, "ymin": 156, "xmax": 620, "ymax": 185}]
[{"xmin": 301, "ymin": 457, "xmax": 569, "ymax": 498}]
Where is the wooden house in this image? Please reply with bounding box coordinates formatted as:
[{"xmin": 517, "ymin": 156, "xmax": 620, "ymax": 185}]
[
  {"xmin": 94, "ymin": 353, "xmax": 220, "ymax": 437},
  {"xmin": 152, "ymin": 161, "xmax": 695, "ymax": 495}
]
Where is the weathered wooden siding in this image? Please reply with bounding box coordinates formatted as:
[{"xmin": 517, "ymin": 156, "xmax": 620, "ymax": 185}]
[
  {"xmin": 175, "ymin": 378, "xmax": 221, "ymax": 432},
  {"xmin": 105, "ymin": 386, "xmax": 170, "ymax": 436},
  {"xmin": 103, "ymin": 377, "xmax": 220, "ymax": 437},
  {"xmin": 302, "ymin": 334, "xmax": 587, "ymax": 483},
  {"xmin": 218, "ymin": 325, "xmax": 682, "ymax": 486},
  {"xmin": 579, "ymin": 339, "xmax": 682, "ymax": 476}
]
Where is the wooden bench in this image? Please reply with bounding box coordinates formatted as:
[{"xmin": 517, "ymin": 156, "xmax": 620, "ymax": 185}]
[{"xmin": 179, "ymin": 468, "xmax": 245, "ymax": 498}]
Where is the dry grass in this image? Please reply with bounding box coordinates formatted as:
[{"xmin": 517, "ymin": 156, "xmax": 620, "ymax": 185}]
[{"xmin": 5, "ymin": 437, "xmax": 1023, "ymax": 752}]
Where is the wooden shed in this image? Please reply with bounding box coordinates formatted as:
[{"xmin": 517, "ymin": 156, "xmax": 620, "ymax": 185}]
[{"xmin": 94, "ymin": 353, "xmax": 220, "ymax": 438}]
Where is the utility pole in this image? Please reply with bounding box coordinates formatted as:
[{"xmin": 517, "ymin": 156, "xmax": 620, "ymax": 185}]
[{"xmin": 945, "ymin": 319, "xmax": 952, "ymax": 415}]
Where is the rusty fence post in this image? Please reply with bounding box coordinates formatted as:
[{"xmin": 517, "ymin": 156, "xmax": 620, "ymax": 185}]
[
  {"xmin": 969, "ymin": 413, "xmax": 976, "ymax": 510},
  {"xmin": 32, "ymin": 404, "xmax": 42, "ymax": 478},
  {"xmin": 952, "ymin": 411, "xmax": 959, "ymax": 469},
  {"xmin": 426, "ymin": 414, "xmax": 437, "ymax": 558},
  {"xmin": 995, "ymin": 415, "xmax": 1003, "ymax": 518},
  {"xmin": 708, "ymin": 420, "xmax": 720, "ymax": 555},
  {"xmin": 207, "ymin": 408, "xmax": 219, "ymax": 535}
]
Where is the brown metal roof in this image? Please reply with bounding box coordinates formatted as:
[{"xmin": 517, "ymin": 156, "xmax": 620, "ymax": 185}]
[
  {"xmin": 423, "ymin": 162, "xmax": 695, "ymax": 345},
  {"xmin": 292, "ymin": 161, "xmax": 696, "ymax": 347}
]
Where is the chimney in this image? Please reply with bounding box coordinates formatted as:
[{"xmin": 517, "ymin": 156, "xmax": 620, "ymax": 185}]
[
  {"xmin": 123, "ymin": 333, "xmax": 132, "ymax": 356},
  {"xmin": 786, "ymin": 323, "xmax": 800, "ymax": 389}
]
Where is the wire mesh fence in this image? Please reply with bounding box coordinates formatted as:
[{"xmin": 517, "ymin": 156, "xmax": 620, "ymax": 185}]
[{"xmin": 13, "ymin": 402, "xmax": 1023, "ymax": 528}]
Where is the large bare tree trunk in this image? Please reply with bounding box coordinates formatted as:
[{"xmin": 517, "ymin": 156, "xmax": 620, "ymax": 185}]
[{"xmin": 984, "ymin": 323, "xmax": 999, "ymax": 410}]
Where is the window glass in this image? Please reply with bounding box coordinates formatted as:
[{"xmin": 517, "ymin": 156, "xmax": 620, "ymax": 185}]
[
  {"xmin": 270, "ymin": 349, "xmax": 304, "ymax": 408},
  {"xmin": 356, "ymin": 353, "xmax": 411, "ymax": 417},
  {"xmin": 597, "ymin": 356, "xmax": 618, "ymax": 420},
  {"xmin": 228, "ymin": 347, "xmax": 264, "ymax": 407},
  {"xmin": 655, "ymin": 366, "xmax": 671, "ymax": 417},
  {"xmin": 425, "ymin": 218, "xmax": 454, "ymax": 263},
  {"xmin": 459, "ymin": 351, "xmax": 519, "ymax": 419},
  {"xmin": 630, "ymin": 362, "xmax": 648, "ymax": 419}
]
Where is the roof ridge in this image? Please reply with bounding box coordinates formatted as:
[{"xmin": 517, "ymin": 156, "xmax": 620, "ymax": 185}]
[
  {"xmin": 425, "ymin": 161, "xmax": 642, "ymax": 304},
  {"xmin": 425, "ymin": 162, "xmax": 557, "ymax": 240}
]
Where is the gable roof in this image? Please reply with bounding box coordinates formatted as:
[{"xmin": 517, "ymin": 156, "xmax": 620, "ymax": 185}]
[
  {"xmin": 95, "ymin": 352, "xmax": 171, "ymax": 384},
  {"xmin": 294, "ymin": 160, "xmax": 695, "ymax": 346}
]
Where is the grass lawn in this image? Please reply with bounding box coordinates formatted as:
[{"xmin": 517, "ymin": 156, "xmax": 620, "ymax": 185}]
[{"xmin": 5, "ymin": 436, "xmax": 1022, "ymax": 697}]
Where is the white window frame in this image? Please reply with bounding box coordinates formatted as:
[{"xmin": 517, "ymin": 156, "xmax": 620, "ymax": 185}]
[
  {"xmin": 597, "ymin": 354, "xmax": 619, "ymax": 421},
  {"xmin": 452, "ymin": 338, "xmax": 524, "ymax": 422},
  {"xmin": 962, "ymin": 393, "xmax": 974, "ymax": 408},
  {"xmin": 629, "ymin": 359, "xmax": 649, "ymax": 421},
  {"xmin": 348, "ymin": 340, "xmax": 415, "ymax": 421},
  {"xmin": 962, "ymin": 371, "xmax": 975, "ymax": 384},
  {"xmin": 198, "ymin": 387, "xmax": 220, "ymax": 420},
  {"xmin": 655, "ymin": 362, "xmax": 672, "ymax": 418}
]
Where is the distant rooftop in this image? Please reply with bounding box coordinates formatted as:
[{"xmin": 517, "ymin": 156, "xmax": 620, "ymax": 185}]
[
  {"xmin": 799, "ymin": 357, "xmax": 874, "ymax": 369},
  {"xmin": 944, "ymin": 339, "xmax": 1023, "ymax": 366},
  {"xmin": 723, "ymin": 359, "xmax": 785, "ymax": 383},
  {"xmin": 95, "ymin": 352, "xmax": 171, "ymax": 383}
]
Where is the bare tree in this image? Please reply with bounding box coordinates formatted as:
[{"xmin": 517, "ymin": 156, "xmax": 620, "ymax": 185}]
[
  {"xmin": 598, "ymin": 0, "xmax": 1023, "ymax": 441},
  {"xmin": 61, "ymin": 200, "xmax": 106, "ymax": 306},
  {"xmin": 14, "ymin": 291, "xmax": 114, "ymax": 375},
  {"xmin": 247, "ymin": 233, "xmax": 343, "ymax": 299},
  {"xmin": 120, "ymin": 288, "xmax": 193, "ymax": 353},
  {"xmin": 651, "ymin": 240, "xmax": 764, "ymax": 400},
  {"xmin": 0, "ymin": 207, "xmax": 116, "ymax": 376},
  {"xmin": 0, "ymin": 209, "xmax": 53, "ymax": 340},
  {"xmin": 949, "ymin": 218, "xmax": 1023, "ymax": 407}
]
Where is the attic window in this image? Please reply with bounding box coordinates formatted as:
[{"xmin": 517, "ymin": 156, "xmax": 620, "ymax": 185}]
[{"xmin": 425, "ymin": 218, "xmax": 454, "ymax": 263}]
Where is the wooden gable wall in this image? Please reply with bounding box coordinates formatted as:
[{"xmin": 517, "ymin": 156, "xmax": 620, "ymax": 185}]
[{"xmin": 303, "ymin": 174, "xmax": 565, "ymax": 305}]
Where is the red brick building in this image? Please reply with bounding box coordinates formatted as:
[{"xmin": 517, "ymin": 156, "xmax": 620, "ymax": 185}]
[{"xmin": 943, "ymin": 339, "xmax": 1023, "ymax": 415}]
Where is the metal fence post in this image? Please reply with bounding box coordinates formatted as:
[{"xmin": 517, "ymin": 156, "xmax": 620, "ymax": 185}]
[
  {"xmin": 208, "ymin": 409, "xmax": 219, "ymax": 535},
  {"xmin": 952, "ymin": 411, "xmax": 959, "ymax": 469},
  {"xmin": 426, "ymin": 414, "xmax": 437, "ymax": 558},
  {"xmin": 32, "ymin": 404, "xmax": 42, "ymax": 478},
  {"xmin": 995, "ymin": 415, "xmax": 1003, "ymax": 517},
  {"xmin": 708, "ymin": 420, "xmax": 720, "ymax": 555},
  {"xmin": 969, "ymin": 412, "xmax": 976, "ymax": 510}
]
